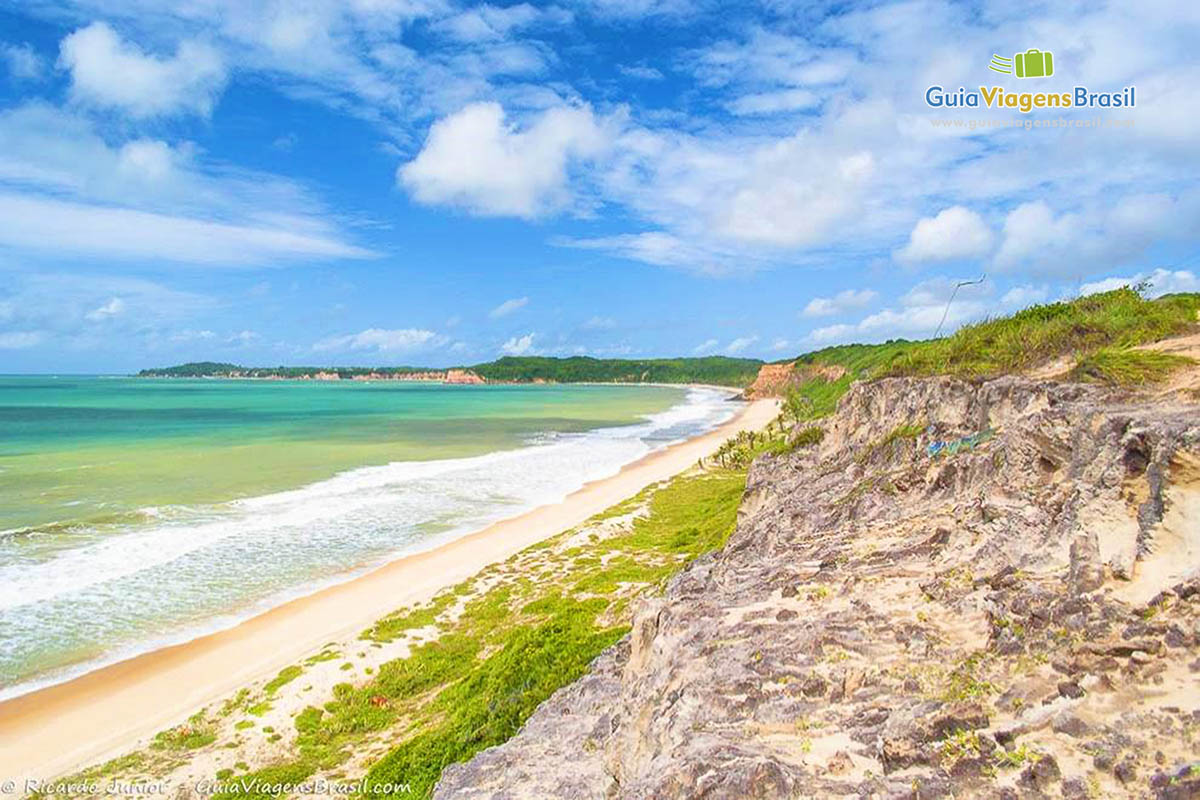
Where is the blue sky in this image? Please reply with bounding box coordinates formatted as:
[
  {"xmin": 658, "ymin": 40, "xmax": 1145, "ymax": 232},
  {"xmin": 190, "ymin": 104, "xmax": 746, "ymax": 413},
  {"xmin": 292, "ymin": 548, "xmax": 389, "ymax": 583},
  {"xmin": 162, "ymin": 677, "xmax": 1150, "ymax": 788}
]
[{"xmin": 0, "ymin": 0, "xmax": 1197, "ymax": 372}]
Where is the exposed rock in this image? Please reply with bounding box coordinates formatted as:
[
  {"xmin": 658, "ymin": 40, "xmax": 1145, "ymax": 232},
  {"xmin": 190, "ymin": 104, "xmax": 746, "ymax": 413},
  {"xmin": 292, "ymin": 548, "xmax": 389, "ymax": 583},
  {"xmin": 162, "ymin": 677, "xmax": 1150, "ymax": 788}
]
[
  {"xmin": 742, "ymin": 361, "xmax": 847, "ymax": 399},
  {"xmin": 435, "ymin": 372, "xmax": 1200, "ymax": 799}
]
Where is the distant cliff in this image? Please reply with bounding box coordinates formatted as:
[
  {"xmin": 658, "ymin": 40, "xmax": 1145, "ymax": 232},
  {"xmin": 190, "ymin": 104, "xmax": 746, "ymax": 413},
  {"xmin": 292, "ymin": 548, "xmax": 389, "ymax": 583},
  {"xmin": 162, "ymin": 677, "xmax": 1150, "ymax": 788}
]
[{"xmin": 137, "ymin": 356, "xmax": 763, "ymax": 387}]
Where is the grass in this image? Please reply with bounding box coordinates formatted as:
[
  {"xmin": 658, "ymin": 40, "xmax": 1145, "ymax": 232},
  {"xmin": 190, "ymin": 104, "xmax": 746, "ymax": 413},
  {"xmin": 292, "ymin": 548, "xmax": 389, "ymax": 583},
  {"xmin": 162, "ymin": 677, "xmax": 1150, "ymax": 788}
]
[
  {"xmin": 195, "ymin": 468, "xmax": 751, "ymax": 799},
  {"xmin": 882, "ymin": 288, "xmax": 1199, "ymax": 379},
  {"xmin": 1070, "ymin": 347, "xmax": 1195, "ymax": 387},
  {"xmin": 774, "ymin": 288, "xmax": 1200, "ymax": 423}
]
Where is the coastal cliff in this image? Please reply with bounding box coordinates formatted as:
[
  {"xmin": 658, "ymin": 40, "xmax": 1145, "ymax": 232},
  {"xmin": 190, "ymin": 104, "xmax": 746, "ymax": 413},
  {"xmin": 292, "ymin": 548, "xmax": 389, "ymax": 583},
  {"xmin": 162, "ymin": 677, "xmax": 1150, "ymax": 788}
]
[{"xmin": 436, "ymin": 371, "xmax": 1200, "ymax": 798}]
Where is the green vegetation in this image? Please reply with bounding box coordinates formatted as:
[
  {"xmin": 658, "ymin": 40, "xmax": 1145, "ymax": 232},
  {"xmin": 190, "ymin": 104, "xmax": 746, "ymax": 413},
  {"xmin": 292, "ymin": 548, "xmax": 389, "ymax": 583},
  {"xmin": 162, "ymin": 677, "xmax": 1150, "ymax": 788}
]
[
  {"xmin": 203, "ymin": 468, "xmax": 748, "ymax": 799},
  {"xmin": 883, "ymin": 288, "xmax": 1200, "ymax": 379},
  {"xmin": 1070, "ymin": 346, "xmax": 1195, "ymax": 387},
  {"xmin": 774, "ymin": 288, "xmax": 1200, "ymax": 423},
  {"xmin": 263, "ymin": 665, "xmax": 303, "ymax": 696},
  {"xmin": 710, "ymin": 420, "xmax": 824, "ymax": 469},
  {"xmin": 137, "ymin": 355, "xmax": 762, "ymax": 387},
  {"xmin": 471, "ymin": 355, "xmax": 762, "ymax": 386},
  {"xmin": 136, "ymin": 363, "xmax": 436, "ymax": 379}
]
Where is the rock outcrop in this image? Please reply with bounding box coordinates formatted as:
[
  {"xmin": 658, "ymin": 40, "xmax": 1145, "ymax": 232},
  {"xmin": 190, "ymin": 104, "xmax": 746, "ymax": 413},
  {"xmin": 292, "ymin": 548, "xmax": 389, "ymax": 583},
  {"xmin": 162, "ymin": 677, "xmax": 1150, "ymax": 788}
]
[
  {"xmin": 436, "ymin": 373, "xmax": 1200, "ymax": 799},
  {"xmin": 444, "ymin": 369, "xmax": 485, "ymax": 384},
  {"xmin": 744, "ymin": 361, "xmax": 847, "ymax": 398}
]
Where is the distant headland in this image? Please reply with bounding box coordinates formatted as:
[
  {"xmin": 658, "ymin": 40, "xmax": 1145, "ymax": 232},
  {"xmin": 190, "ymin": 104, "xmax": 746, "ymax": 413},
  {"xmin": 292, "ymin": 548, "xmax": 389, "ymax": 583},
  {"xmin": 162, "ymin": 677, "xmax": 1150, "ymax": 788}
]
[{"xmin": 136, "ymin": 356, "xmax": 766, "ymax": 388}]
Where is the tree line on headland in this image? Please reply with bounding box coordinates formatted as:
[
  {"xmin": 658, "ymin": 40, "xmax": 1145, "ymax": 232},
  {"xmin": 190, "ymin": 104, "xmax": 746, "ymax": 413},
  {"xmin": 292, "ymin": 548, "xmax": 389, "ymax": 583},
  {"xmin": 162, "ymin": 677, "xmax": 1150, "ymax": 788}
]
[{"xmin": 136, "ymin": 356, "xmax": 766, "ymax": 387}]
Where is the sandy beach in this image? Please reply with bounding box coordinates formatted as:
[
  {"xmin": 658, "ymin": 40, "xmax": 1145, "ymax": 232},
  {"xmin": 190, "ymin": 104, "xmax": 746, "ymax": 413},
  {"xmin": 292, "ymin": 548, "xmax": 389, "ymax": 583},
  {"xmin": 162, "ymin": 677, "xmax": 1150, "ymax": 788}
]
[{"xmin": 0, "ymin": 396, "xmax": 779, "ymax": 784}]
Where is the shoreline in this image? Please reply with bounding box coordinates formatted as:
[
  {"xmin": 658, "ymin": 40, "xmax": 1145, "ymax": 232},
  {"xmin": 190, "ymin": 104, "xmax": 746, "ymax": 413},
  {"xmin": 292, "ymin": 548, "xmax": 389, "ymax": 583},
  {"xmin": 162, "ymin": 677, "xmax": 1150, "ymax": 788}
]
[{"xmin": 0, "ymin": 397, "xmax": 779, "ymax": 784}]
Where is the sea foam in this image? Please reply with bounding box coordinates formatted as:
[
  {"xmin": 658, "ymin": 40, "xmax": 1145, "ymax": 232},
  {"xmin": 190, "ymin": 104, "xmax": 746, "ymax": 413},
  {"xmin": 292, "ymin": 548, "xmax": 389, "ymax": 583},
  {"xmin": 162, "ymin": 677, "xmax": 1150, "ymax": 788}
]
[{"xmin": 0, "ymin": 387, "xmax": 737, "ymax": 699}]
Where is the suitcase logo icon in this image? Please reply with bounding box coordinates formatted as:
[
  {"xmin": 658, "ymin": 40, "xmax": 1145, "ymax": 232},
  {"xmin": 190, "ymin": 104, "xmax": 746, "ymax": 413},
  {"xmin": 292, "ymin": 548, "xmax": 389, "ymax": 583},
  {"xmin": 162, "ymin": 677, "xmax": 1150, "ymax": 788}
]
[{"xmin": 988, "ymin": 49, "xmax": 1054, "ymax": 78}]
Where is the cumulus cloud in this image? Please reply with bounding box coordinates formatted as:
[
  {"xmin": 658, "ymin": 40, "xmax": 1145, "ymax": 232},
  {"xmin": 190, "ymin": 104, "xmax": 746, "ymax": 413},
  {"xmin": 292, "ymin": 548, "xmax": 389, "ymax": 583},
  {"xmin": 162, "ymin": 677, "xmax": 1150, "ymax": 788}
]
[
  {"xmin": 59, "ymin": 22, "xmax": 227, "ymax": 118},
  {"xmin": 691, "ymin": 338, "xmax": 719, "ymax": 355},
  {"xmin": 993, "ymin": 195, "xmax": 1195, "ymax": 278},
  {"xmin": 500, "ymin": 332, "xmax": 536, "ymax": 355},
  {"xmin": 1079, "ymin": 268, "xmax": 1200, "ymax": 299},
  {"xmin": 489, "ymin": 296, "xmax": 529, "ymax": 318},
  {"xmin": 895, "ymin": 207, "xmax": 994, "ymax": 264},
  {"xmin": 313, "ymin": 328, "xmax": 441, "ymax": 353},
  {"xmin": 399, "ymin": 102, "xmax": 612, "ymax": 218},
  {"xmin": 802, "ymin": 288, "xmax": 878, "ymax": 318}
]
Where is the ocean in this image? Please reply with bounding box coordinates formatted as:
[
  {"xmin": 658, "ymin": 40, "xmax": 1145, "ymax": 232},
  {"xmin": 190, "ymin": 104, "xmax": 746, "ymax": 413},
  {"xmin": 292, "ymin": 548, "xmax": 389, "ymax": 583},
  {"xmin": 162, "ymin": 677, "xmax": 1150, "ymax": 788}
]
[{"xmin": 0, "ymin": 376, "xmax": 739, "ymax": 699}]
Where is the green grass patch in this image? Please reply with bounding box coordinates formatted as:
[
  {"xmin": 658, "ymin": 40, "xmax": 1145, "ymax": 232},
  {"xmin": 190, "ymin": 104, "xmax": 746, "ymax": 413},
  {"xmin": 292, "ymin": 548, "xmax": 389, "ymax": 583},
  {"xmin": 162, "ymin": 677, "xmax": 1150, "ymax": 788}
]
[
  {"xmin": 883, "ymin": 288, "xmax": 1199, "ymax": 379},
  {"xmin": 263, "ymin": 665, "xmax": 303, "ymax": 695},
  {"xmin": 203, "ymin": 469, "xmax": 748, "ymax": 799},
  {"xmin": 1070, "ymin": 346, "xmax": 1195, "ymax": 387}
]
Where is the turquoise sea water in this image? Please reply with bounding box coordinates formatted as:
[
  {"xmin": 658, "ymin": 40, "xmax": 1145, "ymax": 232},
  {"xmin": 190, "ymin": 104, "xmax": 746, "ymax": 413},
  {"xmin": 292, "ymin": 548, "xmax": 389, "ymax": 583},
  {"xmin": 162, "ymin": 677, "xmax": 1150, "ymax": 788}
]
[{"xmin": 0, "ymin": 377, "xmax": 737, "ymax": 698}]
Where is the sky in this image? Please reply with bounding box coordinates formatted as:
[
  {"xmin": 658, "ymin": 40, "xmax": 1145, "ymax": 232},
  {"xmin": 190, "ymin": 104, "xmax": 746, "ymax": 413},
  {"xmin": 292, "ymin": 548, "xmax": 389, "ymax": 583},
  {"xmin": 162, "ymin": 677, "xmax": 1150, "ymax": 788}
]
[{"xmin": 0, "ymin": 0, "xmax": 1197, "ymax": 373}]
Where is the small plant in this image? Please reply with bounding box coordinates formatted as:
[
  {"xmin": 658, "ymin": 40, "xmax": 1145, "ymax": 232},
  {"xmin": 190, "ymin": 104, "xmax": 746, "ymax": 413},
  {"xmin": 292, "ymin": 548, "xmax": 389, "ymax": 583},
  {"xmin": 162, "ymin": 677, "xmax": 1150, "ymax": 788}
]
[
  {"xmin": 939, "ymin": 729, "xmax": 982, "ymax": 766},
  {"xmin": 994, "ymin": 743, "xmax": 1040, "ymax": 769}
]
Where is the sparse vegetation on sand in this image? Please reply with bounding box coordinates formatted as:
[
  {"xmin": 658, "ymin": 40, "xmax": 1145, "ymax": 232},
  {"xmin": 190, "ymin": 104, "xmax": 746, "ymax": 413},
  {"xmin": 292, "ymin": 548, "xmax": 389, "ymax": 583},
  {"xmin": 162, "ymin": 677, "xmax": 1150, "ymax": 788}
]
[{"xmin": 54, "ymin": 466, "xmax": 750, "ymax": 799}]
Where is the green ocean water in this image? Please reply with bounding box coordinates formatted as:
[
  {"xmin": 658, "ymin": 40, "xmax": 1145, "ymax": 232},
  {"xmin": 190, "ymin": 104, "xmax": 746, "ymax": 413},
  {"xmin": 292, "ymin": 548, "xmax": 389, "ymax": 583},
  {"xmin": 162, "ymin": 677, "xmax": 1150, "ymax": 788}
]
[
  {"xmin": 0, "ymin": 377, "xmax": 682, "ymax": 534},
  {"xmin": 0, "ymin": 376, "xmax": 737, "ymax": 697}
]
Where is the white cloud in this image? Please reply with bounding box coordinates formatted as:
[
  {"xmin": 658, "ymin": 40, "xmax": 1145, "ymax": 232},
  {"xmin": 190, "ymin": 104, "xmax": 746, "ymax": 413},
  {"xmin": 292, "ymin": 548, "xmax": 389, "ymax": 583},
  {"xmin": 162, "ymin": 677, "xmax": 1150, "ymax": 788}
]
[
  {"xmin": 0, "ymin": 103, "xmax": 372, "ymax": 267},
  {"xmin": 727, "ymin": 88, "xmax": 818, "ymax": 116},
  {"xmin": 0, "ymin": 331, "xmax": 43, "ymax": 349},
  {"xmin": 1000, "ymin": 285, "xmax": 1049, "ymax": 308},
  {"xmin": 489, "ymin": 296, "xmax": 529, "ymax": 318},
  {"xmin": 2, "ymin": 43, "xmax": 43, "ymax": 80},
  {"xmin": 58, "ymin": 22, "xmax": 227, "ymax": 118},
  {"xmin": 725, "ymin": 335, "xmax": 758, "ymax": 354},
  {"xmin": 435, "ymin": 4, "xmax": 565, "ymax": 43},
  {"xmin": 993, "ymin": 195, "xmax": 1196, "ymax": 279},
  {"xmin": 802, "ymin": 288, "xmax": 878, "ymax": 318},
  {"xmin": 85, "ymin": 297, "xmax": 126, "ymax": 321},
  {"xmin": 1079, "ymin": 268, "xmax": 1200, "ymax": 299},
  {"xmin": 771, "ymin": 338, "xmax": 790, "ymax": 351},
  {"xmin": 805, "ymin": 275, "xmax": 994, "ymax": 346},
  {"xmin": 399, "ymin": 102, "xmax": 612, "ymax": 218},
  {"xmin": 691, "ymin": 338, "xmax": 718, "ymax": 355},
  {"xmin": 0, "ymin": 193, "xmax": 375, "ymax": 266},
  {"xmin": 314, "ymin": 328, "xmax": 441, "ymax": 353},
  {"xmin": 895, "ymin": 206, "xmax": 994, "ymax": 264},
  {"xmin": 500, "ymin": 332, "xmax": 536, "ymax": 355}
]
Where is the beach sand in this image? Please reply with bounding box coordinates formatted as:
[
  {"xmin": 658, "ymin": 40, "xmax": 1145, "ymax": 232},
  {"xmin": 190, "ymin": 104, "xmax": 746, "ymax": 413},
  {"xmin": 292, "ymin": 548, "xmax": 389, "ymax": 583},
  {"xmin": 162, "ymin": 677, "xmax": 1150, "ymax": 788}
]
[{"xmin": 0, "ymin": 397, "xmax": 779, "ymax": 784}]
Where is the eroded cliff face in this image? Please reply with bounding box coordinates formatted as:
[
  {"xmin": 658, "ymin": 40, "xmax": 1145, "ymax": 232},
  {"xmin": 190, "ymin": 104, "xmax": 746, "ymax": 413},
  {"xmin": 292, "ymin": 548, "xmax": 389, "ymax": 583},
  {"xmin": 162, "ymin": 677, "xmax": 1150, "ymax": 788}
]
[
  {"xmin": 436, "ymin": 374, "xmax": 1200, "ymax": 799},
  {"xmin": 743, "ymin": 362, "xmax": 848, "ymax": 398}
]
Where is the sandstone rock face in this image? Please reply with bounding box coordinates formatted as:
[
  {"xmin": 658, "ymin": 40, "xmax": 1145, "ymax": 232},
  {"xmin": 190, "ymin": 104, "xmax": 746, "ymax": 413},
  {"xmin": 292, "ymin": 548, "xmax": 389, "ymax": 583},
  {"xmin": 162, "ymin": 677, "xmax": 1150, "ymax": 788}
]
[
  {"xmin": 436, "ymin": 375, "xmax": 1200, "ymax": 799},
  {"xmin": 743, "ymin": 362, "xmax": 847, "ymax": 398},
  {"xmin": 444, "ymin": 369, "xmax": 485, "ymax": 384}
]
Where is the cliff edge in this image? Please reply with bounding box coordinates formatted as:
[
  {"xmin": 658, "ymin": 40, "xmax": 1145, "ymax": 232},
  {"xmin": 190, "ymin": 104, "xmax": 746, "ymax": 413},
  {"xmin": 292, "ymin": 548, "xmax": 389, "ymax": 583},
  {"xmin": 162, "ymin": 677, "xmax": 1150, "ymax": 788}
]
[{"xmin": 436, "ymin": 369, "xmax": 1200, "ymax": 798}]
